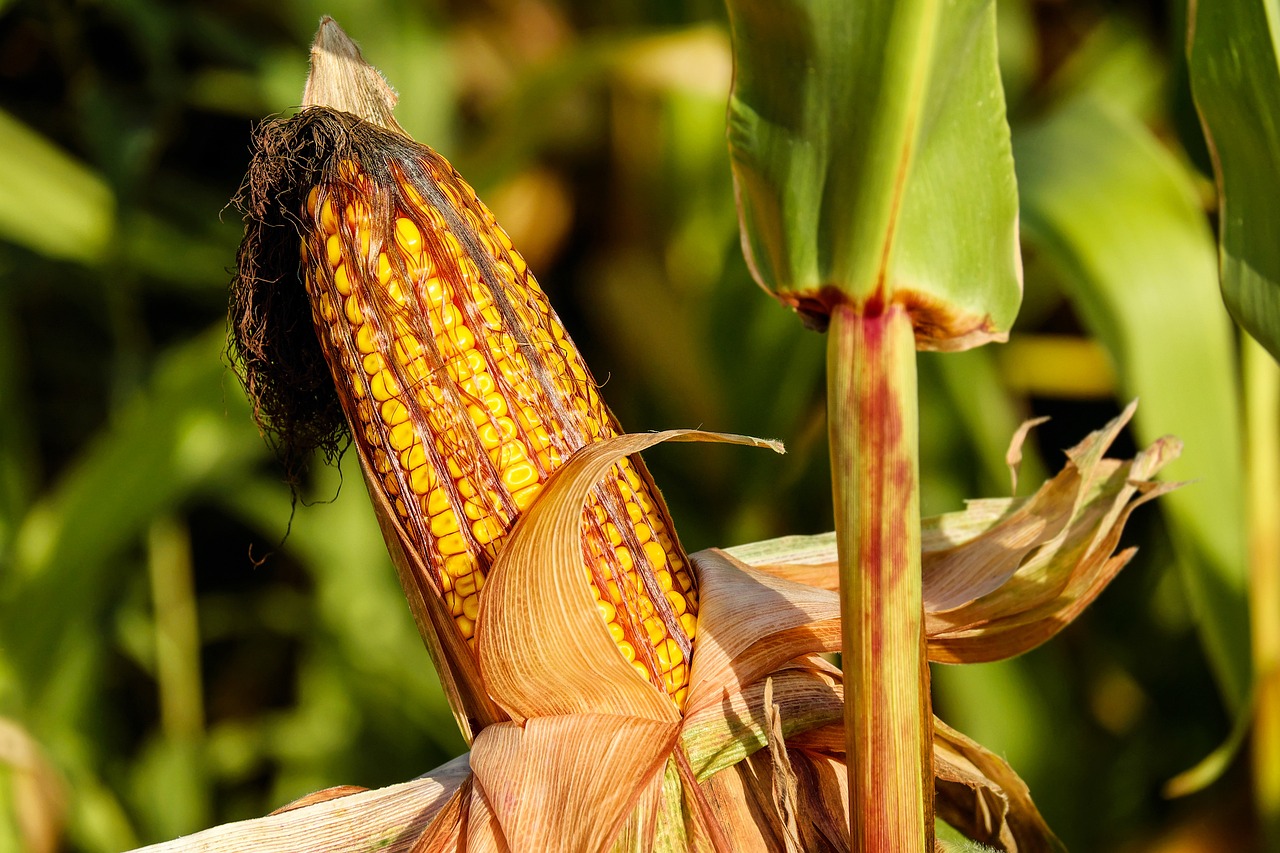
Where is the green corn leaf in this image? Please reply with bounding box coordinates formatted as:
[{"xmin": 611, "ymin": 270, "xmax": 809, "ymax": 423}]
[
  {"xmin": 1188, "ymin": 0, "xmax": 1280, "ymax": 362},
  {"xmin": 0, "ymin": 108, "xmax": 114, "ymax": 264},
  {"xmin": 724, "ymin": 0, "xmax": 1020, "ymax": 349},
  {"xmin": 4, "ymin": 328, "xmax": 263, "ymax": 708},
  {"xmin": 1015, "ymin": 97, "xmax": 1249, "ymax": 708}
]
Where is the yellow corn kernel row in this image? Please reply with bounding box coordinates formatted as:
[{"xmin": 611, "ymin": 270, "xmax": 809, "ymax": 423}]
[{"xmin": 299, "ymin": 154, "xmax": 697, "ymax": 705}]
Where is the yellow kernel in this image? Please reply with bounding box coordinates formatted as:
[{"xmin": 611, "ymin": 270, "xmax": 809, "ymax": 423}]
[
  {"xmin": 461, "ymin": 373, "xmax": 496, "ymax": 399},
  {"xmin": 643, "ymin": 617, "xmax": 666, "ymax": 646},
  {"xmin": 438, "ymin": 531, "xmax": 468, "ymax": 556},
  {"xmin": 471, "ymin": 517, "xmax": 503, "ymax": 545},
  {"xmin": 535, "ymin": 447, "xmax": 564, "ymax": 471},
  {"xmin": 656, "ymin": 571, "xmax": 673, "ymax": 592},
  {"xmin": 512, "ymin": 483, "xmax": 541, "ymax": 509},
  {"xmin": 374, "ymin": 449, "xmax": 392, "ymax": 474},
  {"xmin": 454, "ymin": 572, "xmax": 479, "ymax": 599},
  {"xmin": 344, "ymin": 296, "xmax": 363, "ymax": 325},
  {"xmin": 679, "ymin": 613, "xmax": 698, "ymax": 636},
  {"xmin": 445, "ymin": 553, "xmax": 477, "ymax": 578},
  {"xmin": 353, "ymin": 324, "xmax": 377, "ymax": 355},
  {"xmin": 664, "ymin": 663, "xmax": 688, "ymax": 689},
  {"xmin": 381, "ymin": 398, "xmax": 409, "ymax": 426},
  {"xmin": 423, "ymin": 275, "xmax": 445, "ymax": 305},
  {"xmin": 427, "ymin": 488, "xmax": 451, "ymax": 515},
  {"xmin": 362, "ymin": 352, "xmax": 385, "ymax": 376},
  {"xmin": 634, "ymin": 523, "xmax": 652, "ymax": 544},
  {"xmin": 614, "ymin": 546, "xmax": 634, "ymax": 573},
  {"xmin": 616, "ymin": 641, "xmax": 635, "ymax": 663},
  {"xmin": 402, "ymin": 444, "xmax": 426, "ymax": 470},
  {"xmin": 606, "ymin": 580, "xmax": 621, "ymax": 602},
  {"xmin": 333, "ymin": 263, "xmax": 353, "ymax": 296},
  {"xmin": 656, "ymin": 638, "xmax": 683, "ymax": 668},
  {"xmin": 445, "ymin": 323, "xmax": 475, "ymax": 353},
  {"xmin": 675, "ymin": 571, "xmax": 694, "ymax": 592},
  {"xmin": 642, "ymin": 540, "xmax": 667, "ymax": 571},
  {"xmin": 456, "ymin": 615, "xmax": 475, "ymax": 638},
  {"xmin": 431, "ymin": 511, "xmax": 461, "ymax": 537},
  {"xmin": 344, "ymin": 201, "xmax": 369, "ymax": 230},
  {"xmin": 306, "ymin": 187, "xmax": 320, "ymax": 216},
  {"xmin": 371, "ymin": 370, "xmax": 402, "ymax": 402},
  {"xmin": 317, "ymin": 292, "xmax": 336, "ymax": 322},
  {"xmin": 376, "ymin": 252, "xmax": 393, "ymax": 285},
  {"xmin": 462, "ymin": 499, "xmax": 489, "ymax": 521},
  {"xmin": 604, "ymin": 523, "xmax": 622, "ymax": 548},
  {"xmin": 631, "ymin": 660, "xmax": 650, "ymax": 681},
  {"xmin": 528, "ymin": 427, "xmax": 553, "ymax": 451},
  {"xmin": 324, "ymin": 234, "xmax": 342, "ymax": 269},
  {"xmin": 396, "ymin": 216, "xmax": 423, "ymax": 253},
  {"xmin": 320, "ymin": 198, "xmax": 338, "ymax": 234},
  {"xmin": 502, "ymin": 461, "xmax": 538, "ymax": 492},
  {"xmin": 625, "ymin": 500, "xmax": 644, "ymax": 523},
  {"xmin": 665, "ymin": 589, "xmax": 687, "ymax": 616},
  {"xmin": 477, "ymin": 418, "xmax": 517, "ymax": 451},
  {"xmin": 444, "ymin": 591, "xmax": 461, "ymax": 616},
  {"xmin": 438, "ymin": 303, "xmax": 462, "ymax": 330},
  {"xmin": 462, "ymin": 593, "xmax": 480, "ymax": 620},
  {"xmin": 673, "ymin": 686, "xmax": 688, "ymax": 707},
  {"xmin": 482, "ymin": 393, "xmax": 509, "ymax": 419},
  {"xmin": 511, "ymin": 251, "xmax": 528, "ymax": 277},
  {"xmin": 596, "ymin": 599, "xmax": 616, "ymax": 623},
  {"xmin": 621, "ymin": 464, "xmax": 642, "ymax": 491},
  {"xmin": 439, "ymin": 229, "xmax": 463, "ymax": 262},
  {"xmin": 490, "ymin": 441, "xmax": 527, "ymax": 470},
  {"xmin": 410, "ymin": 465, "xmax": 434, "ymax": 495},
  {"xmin": 608, "ymin": 621, "xmax": 625, "ymax": 642},
  {"xmin": 389, "ymin": 421, "xmax": 416, "ymax": 452}
]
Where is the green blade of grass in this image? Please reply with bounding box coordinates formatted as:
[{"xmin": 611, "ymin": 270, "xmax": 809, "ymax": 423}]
[{"xmin": 1014, "ymin": 96, "xmax": 1249, "ymax": 709}]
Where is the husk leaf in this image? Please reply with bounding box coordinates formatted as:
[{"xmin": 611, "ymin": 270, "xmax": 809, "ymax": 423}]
[
  {"xmin": 477, "ymin": 429, "xmax": 781, "ymax": 724},
  {"xmin": 469, "ymin": 715, "xmax": 678, "ymax": 851}
]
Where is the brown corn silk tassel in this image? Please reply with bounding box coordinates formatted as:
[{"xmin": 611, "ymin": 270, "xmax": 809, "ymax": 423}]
[{"xmin": 231, "ymin": 107, "xmax": 698, "ymax": 712}]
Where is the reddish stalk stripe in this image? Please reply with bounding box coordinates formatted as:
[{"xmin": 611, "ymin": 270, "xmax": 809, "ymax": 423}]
[{"xmin": 829, "ymin": 301, "xmax": 931, "ymax": 847}]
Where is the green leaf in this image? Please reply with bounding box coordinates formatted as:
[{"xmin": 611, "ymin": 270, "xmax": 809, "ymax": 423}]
[
  {"xmin": 1188, "ymin": 0, "xmax": 1280, "ymax": 362},
  {"xmin": 724, "ymin": 0, "xmax": 1020, "ymax": 348},
  {"xmin": 1014, "ymin": 97, "xmax": 1249, "ymax": 708},
  {"xmin": 3, "ymin": 328, "xmax": 263, "ymax": 706},
  {"xmin": 0, "ymin": 108, "xmax": 114, "ymax": 264}
]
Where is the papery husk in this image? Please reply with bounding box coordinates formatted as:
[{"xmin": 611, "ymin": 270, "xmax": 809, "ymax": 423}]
[
  {"xmin": 469, "ymin": 715, "xmax": 678, "ymax": 850},
  {"xmin": 933, "ymin": 719, "xmax": 1066, "ymax": 853},
  {"xmin": 727, "ymin": 402, "xmax": 1181, "ymax": 664},
  {"xmin": 477, "ymin": 429, "xmax": 779, "ymax": 724},
  {"xmin": 407, "ymin": 427, "xmax": 1068, "ymax": 852}
]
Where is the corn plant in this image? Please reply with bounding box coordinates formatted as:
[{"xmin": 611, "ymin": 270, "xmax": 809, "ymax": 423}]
[{"xmin": 2, "ymin": 1, "xmax": 1278, "ymax": 851}]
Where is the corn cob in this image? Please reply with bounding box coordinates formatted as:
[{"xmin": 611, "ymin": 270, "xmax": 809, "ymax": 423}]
[{"xmin": 296, "ymin": 135, "xmax": 697, "ymax": 706}]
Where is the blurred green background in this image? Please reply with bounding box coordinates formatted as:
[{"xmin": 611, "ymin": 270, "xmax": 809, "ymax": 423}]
[{"xmin": 0, "ymin": 0, "xmax": 1260, "ymax": 850}]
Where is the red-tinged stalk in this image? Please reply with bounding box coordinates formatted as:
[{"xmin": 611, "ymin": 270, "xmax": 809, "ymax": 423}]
[
  {"xmin": 1246, "ymin": 334, "xmax": 1280, "ymax": 847},
  {"xmin": 827, "ymin": 301, "xmax": 932, "ymax": 849}
]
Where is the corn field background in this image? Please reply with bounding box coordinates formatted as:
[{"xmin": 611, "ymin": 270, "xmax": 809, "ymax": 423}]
[{"xmin": 0, "ymin": 0, "xmax": 1261, "ymax": 850}]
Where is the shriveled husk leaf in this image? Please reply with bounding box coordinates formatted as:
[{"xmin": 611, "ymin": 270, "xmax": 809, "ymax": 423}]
[
  {"xmin": 763, "ymin": 679, "xmax": 805, "ymax": 852},
  {"xmin": 723, "ymin": 403, "xmax": 1181, "ymax": 663},
  {"xmin": 685, "ymin": 549, "xmax": 841, "ymax": 714},
  {"xmin": 933, "ymin": 719, "xmax": 1066, "ymax": 853}
]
